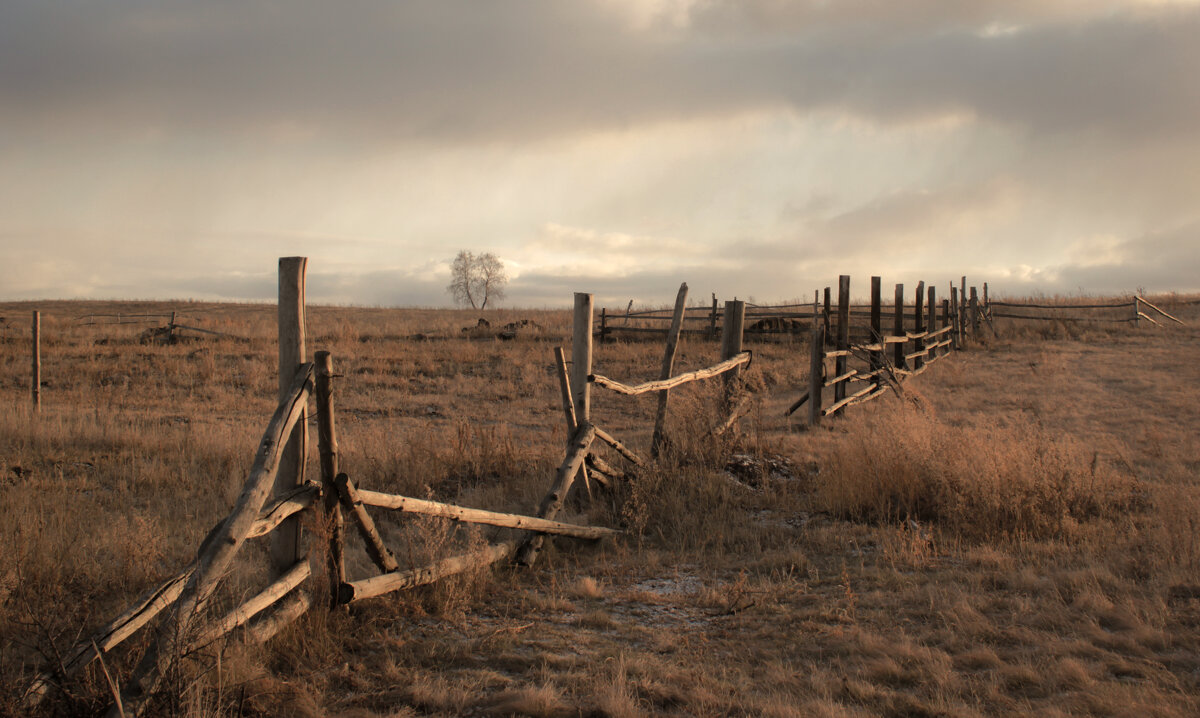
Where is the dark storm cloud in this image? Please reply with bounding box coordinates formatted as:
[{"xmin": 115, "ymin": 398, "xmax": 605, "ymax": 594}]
[{"xmin": 2, "ymin": 1, "xmax": 1197, "ymax": 142}]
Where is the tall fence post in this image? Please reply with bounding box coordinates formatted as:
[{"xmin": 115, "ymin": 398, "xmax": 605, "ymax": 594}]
[
  {"xmin": 652, "ymin": 283, "xmax": 688, "ymax": 458},
  {"xmin": 572, "ymin": 293, "xmax": 593, "ymax": 428},
  {"xmin": 913, "ymin": 281, "xmax": 925, "ymax": 371},
  {"xmin": 720, "ymin": 299, "xmax": 746, "ymax": 412},
  {"xmin": 599, "ymin": 308, "xmax": 608, "ymax": 343},
  {"xmin": 272, "ymin": 257, "xmax": 308, "ymax": 577},
  {"xmin": 969, "ymin": 286, "xmax": 980, "ymax": 338},
  {"xmin": 822, "ymin": 287, "xmax": 832, "ymax": 346},
  {"xmin": 941, "ymin": 298, "xmax": 950, "ymax": 350},
  {"xmin": 314, "ymin": 351, "xmax": 345, "ymax": 608},
  {"xmin": 709, "ymin": 293, "xmax": 718, "ymax": 339},
  {"xmin": 834, "ymin": 276, "xmax": 850, "ymax": 404},
  {"xmin": 808, "ymin": 292, "xmax": 823, "ymax": 427},
  {"xmin": 869, "ymin": 277, "xmax": 882, "ymax": 390},
  {"xmin": 959, "ymin": 276, "xmax": 967, "ymax": 342},
  {"xmin": 950, "ymin": 285, "xmax": 961, "ymax": 350},
  {"xmin": 893, "ymin": 284, "xmax": 905, "ymax": 369},
  {"xmin": 927, "ymin": 285, "xmax": 936, "ymax": 360},
  {"xmin": 31, "ymin": 310, "xmax": 40, "ymax": 411}
]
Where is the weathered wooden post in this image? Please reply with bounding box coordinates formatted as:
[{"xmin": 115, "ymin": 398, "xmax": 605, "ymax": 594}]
[
  {"xmin": 709, "ymin": 293, "xmax": 718, "ymax": 339},
  {"xmin": 808, "ymin": 292, "xmax": 823, "ymax": 427},
  {"xmin": 834, "ymin": 276, "xmax": 850, "ymax": 403},
  {"xmin": 927, "ymin": 285, "xmax": 936, "ymax": 360},
  {"xmin": 572, "ymin": 293, "xmax": 593, "ymax": 428},
  {"xmin": 893, "ymin": 284, "xmax": 905, "ymax": 369},
  {"xmin": 913, "ymin": 281, "xmax": 925, "ymax": 371},
  {"xmin": 950, "ymin": 285, "xmax": 961, "ymax": 350},
  {"xmin": 272, "ymin": 257, "xmax": 308, "ymax": 577},
  {"xmin": 960, "ymin": 276, "xmax": 967, "ymax": 341},
  {"xmin": 869, "ymin": 277, "xmax": 882, "ymax": 390},
  {"xmin": 599, "ymin": 308, "xmax": 608, "ymax": 343},
  {"xmin": 969, "ymin": 286, "xmax": 980, "ymax": 338},
  {"xmin": 314, "ymin": 351, "xmax": 345, "ymax": 608},
  {"xmin": 652, "ymin": 283, "xmax": 688, "ymax": 458},
  {"xmin": 720, "ymin": 299, "xmax": 746, "ymax": 412},
  {"xmin": 941, "ymin": 298, "xmax": 950, "ymax": 349},
  {"xmin": 168, "ymin": 311, "xmax": 177, "ymax": 343},
  {"xmin": 31, "ymin": 310, "xmax": 40, "ymax": 411},
  {"xmin": 823, "ymin": 287, "xmax": 832, "ymax": 345}
]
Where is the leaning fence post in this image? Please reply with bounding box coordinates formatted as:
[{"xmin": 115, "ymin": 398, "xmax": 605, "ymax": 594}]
[
  {"xmin": 314, "ymin": 351, "xmax": 345, "ymax": 608},
  {"xmin": 720, "ymin": 299, "xmax": 746, "ymax": 412},
  {"xmin": 272, "ymin": 257, "xmax": 308, "ymax": 577},
  {"xmin": 652, "ymin": 283, "xmax": 688, "ymax": 458},
  {"xmin": 834, "ymin": 275, "xmax": 850, "ymax": 404},
  {"xmin": 808, "ymin": 292, "xmax": 824, "ymax": 427},
  {"xmin": 31, "ymin": 310, "xmax": 40, "ymax": 411},
  {"xmin": 893, "ymin": 283, "xmax": 905, "ymax": 369},
  {"xmin": 869, "ymin": 277, "xmax": 881, "ymax": 390}
]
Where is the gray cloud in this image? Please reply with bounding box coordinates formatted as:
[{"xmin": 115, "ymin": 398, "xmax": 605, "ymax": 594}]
[{"xmin": 2, "ymin": 1, "xmax": 1198, "ymax": 143}]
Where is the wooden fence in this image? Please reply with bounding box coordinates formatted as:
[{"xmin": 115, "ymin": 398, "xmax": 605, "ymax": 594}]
[{"xmin": 23, "ymin": 266, "xmax": 755, "ymax": 718}]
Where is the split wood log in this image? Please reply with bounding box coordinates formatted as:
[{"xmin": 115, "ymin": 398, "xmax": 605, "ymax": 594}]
[
  {"xmin": 1137, "ymin": 297, "xmax": 1185, "ymax": 325},
  {"xmin": 904, "ymin": 348, "xmax": 930, "ymax": 361},
  {"xmin": 354, "ymin": 490, "xmax": 621, "ymax": 539},
  {"xmin": 589, "ymin": 352, "xmax": 751, "ymax": 396},
  {"xmin": 114, "ymin": 363, "xmax": 314, "ymax": 718},
  {"xmin": 585, "ymin": 453, "xmax": 622, "ymax": 483},
  {"xmin": 189, "ymin": 558, "xmax": 310, "ymax": 651},
  {"xmin": 515, "ymin": 424, "xmax": 596, "ymax": 566},
  {"xmin": 823, "ymin": 382, "xmax": 879, "ymax": 416},
  {"xmin": 652, "ymin": 283, "xmax": 688, "ymax": 458},
  {"xmin": 314, "ymin": 351, "xmax": 345, "ymax": 608},
  {"xmin": 246, "ymin": 483, "xmax": 322, "ymax": 539},
  {"xmin": 823, "ymin": 369, "xmax": 857, "ymax": 388},
  {"xmin": 713, "ymin": 394, "xmax": 752, "ymax": 437},
  {"xmin": 340, "ymin": 541, "xmax": 518, "ymax": 604},
  {"xmin": 335, "ymin": 473, "xmax": 399, "ymax": 573},
  {"xmin": 823, "ymin": 349, "xmax": 853, "ymax": 358},
  {"xmin": 593, "ymin": 427, "xmax": 646, "ymax": 467},
  {"xmin": 241, "ymin": 589, "xmax": 312, "ymax": 645},
  {"xmin": 1136, "ymin": 311, "xmax": 1163, "ymax": 327}
]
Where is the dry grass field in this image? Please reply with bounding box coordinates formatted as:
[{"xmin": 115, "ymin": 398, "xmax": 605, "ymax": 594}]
[{"xmin": 1, "ymin": 295, "xmax": 1199, "ymax": 717}]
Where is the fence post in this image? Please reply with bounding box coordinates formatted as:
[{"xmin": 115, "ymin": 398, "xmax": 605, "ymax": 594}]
[
  {"xmin": 913, "ymin": 281, "xmax": 925, "ymax": 371},
  {"xmin": 272, "ymin": 257, "xmax": 308, "ymax": 577},
  {"xmin": 709, "ymin": 293, "xmax": 718, "ymax": 339},
  {"xmin": 720, "ymin": 299, "xmax": 746, "ymax": 412},
  {"xmin": 31, "ymin": 310, "xmax": 40, "ymax": 411},
  {"xmin": 959, "ymin": 276, "xmax": 967, "ymax": 342},
  {"xmin": 927, "ymin": 285, "xmax": 936, "ymax": 360},
  {"xmin": 652, "ymin": 283, "xmax": 688, "ymax": 458},
  {"xmin": 869, "ymin": 276, "xmax": 881, "ymax": 390},
  {"xmin": 941, "ymin": 299, "xmax": 950, "ymax": 349},
  {"xmin": 893, "ymin": 283, "xmax": 905, "ymax": 369},
  {"xmin": 314, "ymin": 351, "xmax": 345, "ymax": 608},
  {"xmin": 969, "ymin": 286, "xmax": 980, "ymax": 338},
  {"xmin": 572, "ymin": 293, "xmax": 593, "ymax": 428},
  {"xmin": 808, "ymin": 292, "xmax": 823, "ymax": 427},
  {"xmin": 834, "ymin": 275, "xmax": 850, "ymax": 404},
  {"xmin": 1133, "ymin": 296, "xmax": 1141, "ymax": 327},
  {"xmin": 599, "ymin": 308, "xmax": 608, "ymax": 343},
  {"xmin": 822, "ymin": 287, "xmax": 832, "ymax": 346},
  {"xmin": 950, "ymin": 285, "xmax": 960, "ymax": 350}
]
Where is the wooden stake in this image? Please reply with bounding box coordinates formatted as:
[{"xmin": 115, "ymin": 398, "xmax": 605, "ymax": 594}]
[
  {"xmin": 834, "ymin": 276, "xmax": 850, "ymax": 404},
  {"xmin": 652, "ymin": 282, "xmax": 688, "ymax": 458},
  {"xmin": 272, "ymin": 257, "xmax": 308, "ymax": 577},
  {"xmin": 807, "ymin": 292, "xmax": 823, "ymax": 427},
  {"xmin": 31, "ymin": 310, "xmax": 40, "ymax": 411},
  {"xmin": 314, "ymin": 351, "xmax": 345, "ymax": 609},
  {"xmin": 572, "ymin": 293, "xmax": 593, "ymax": 428},
  {"xmin": 869, "ymin": 277, "xmax": 881, "ymax": 390},
  {"xmin": 720, "ymin": 299, "xmax": 746, "ymax": 414},
  {"xmin": 335, "ymin": 473, "xmax": 399, "ymax": 573},
  {"xmin": 893, "ymin": 284, "xmax": 905, "ymax": 369},
  {"xmin": 912, "ymin": 281, "xmax": 925, "ymax": 371},
  {"xmin": 926, "ymin": 285, "xmax": 936, "ymax": 360}
]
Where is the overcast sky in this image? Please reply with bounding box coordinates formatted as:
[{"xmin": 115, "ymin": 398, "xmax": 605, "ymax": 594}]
[{"xmin": 2, "ymin": 0, "xmax": 1198, "ymax": 307}]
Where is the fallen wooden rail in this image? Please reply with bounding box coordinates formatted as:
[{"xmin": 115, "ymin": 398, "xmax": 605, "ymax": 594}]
[
  {"xmin": 589, "ymin": 351, "xmax": 750, "ymax": 396},
  {"xmin": 339, "ymin": 541, "xmax": 518, "ymax": 604},
  {"xmin": 356, "ymin": 489, "xmax": 621, "ymax": 540}
]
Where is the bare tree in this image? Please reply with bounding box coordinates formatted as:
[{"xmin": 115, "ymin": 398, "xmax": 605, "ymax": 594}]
[{"xmin": 447, "ymin": 250, "xmax": 508, "ymax": 309}]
